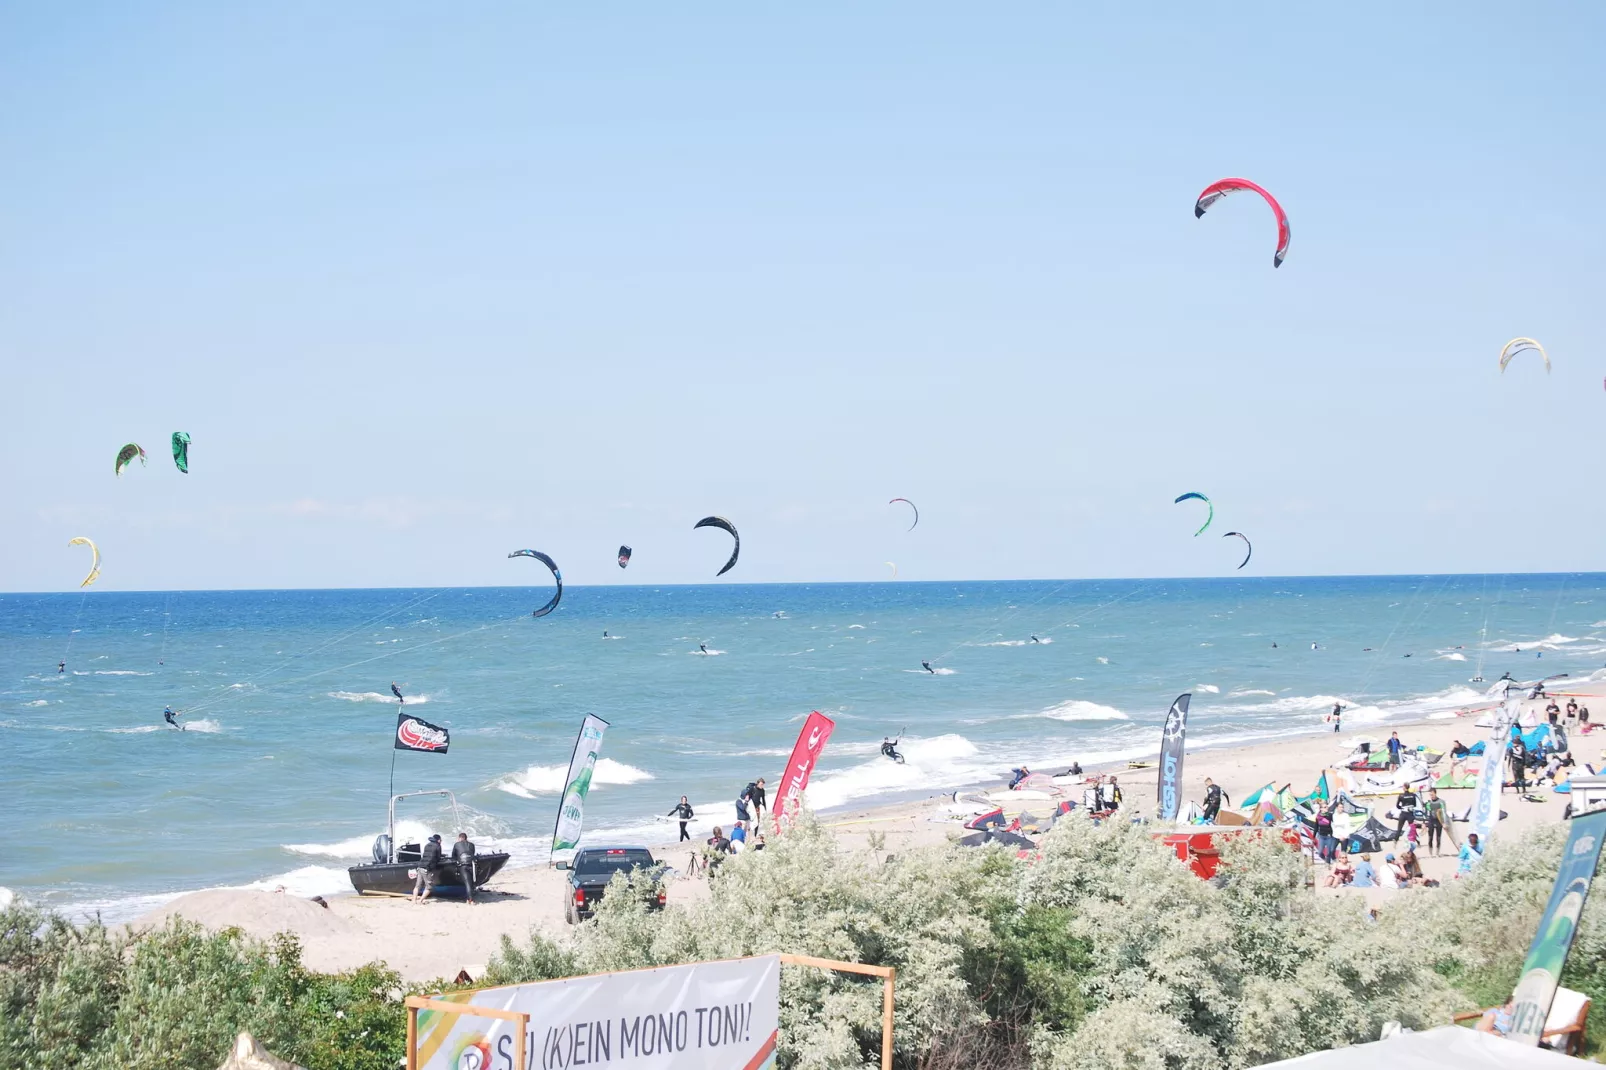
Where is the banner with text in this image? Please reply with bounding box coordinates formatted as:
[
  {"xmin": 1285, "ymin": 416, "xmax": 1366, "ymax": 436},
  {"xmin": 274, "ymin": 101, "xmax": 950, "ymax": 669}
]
[
  {"xmin": 417, "ymin": 955, "xmax": 780, "ymax": 1070},
  {"xmin": 1508, "ymin": 810, "xmax": 1606, "ymax": 1046},
  {"xmin": 1470, "ymin": 698, "xmax": 1516, "ymax": 847},
  {"xmin": 774, "ymin": 710, "xmax": 835, "ymax": 829},
  {"xmin": 552, "ymin": 714, "xmax": 609, "ymax": 853},
  {"xmin": 1156, "ymin": 693, "xmax": 1191, "ymax": 824}
]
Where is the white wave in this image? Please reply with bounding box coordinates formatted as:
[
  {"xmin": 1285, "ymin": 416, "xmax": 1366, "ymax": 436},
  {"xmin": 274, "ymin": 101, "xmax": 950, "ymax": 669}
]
[
  {"xmin": 691, "ymin": 649, "xmax": 725, "ymax": 656},
  {"xmin": 23, "ymin": 700, "xmax": 47, "ymax": 707},
  {"xmin": 1096, "ymin": 657, "xmax": 1109, "ymax": 665},
  {"xmin": 1225, "ymin": 693, "xmax": 1349, "ymax": 715},
  {"xmin": 848, "ymin": 624, "xmax": 866, "ymax": 630},
  {"xmin": 1229, "ymin": 689, "xmax": 1277, "ymax": 697},
  {"xmin": 978, "ymin": 640, "xmax": 1027, "ymax": 647},
  {"xmin": 1194, "ymin": 684, "xmax": 1221, "ymax": 694},
  {"xmin": 0, "ymin": 888, "xmax": 12, "ymax": 910},
  {"xmin": 497, "ymin": 757, "xmax": 655, "ymax": 798},
  {"xmin": 1035, "ymin": 700, "xmax": 1128, "ymax": 722},
  {"xmin": 94, "ymin": 670, "xmax": 153, "ymax": 676},
  {"xmin": 182, "ymin": 719, "xmax": 223, "ymax": 734},
  {"xmin": 1489, "ymin": 634, "xmax": 1582, "ymax": 653},
  {"xmin": 107, "ymin": 725, "xmax": 163, "ymax": 734},
  {"xmin": 327, "ymin": 691, "xmax": 430, "ymax": 705},
  {"xmin": 57, "ymin": 864, "xmax": 354, "ymax": 928},
  {"xmin": 805, "ymin": 734, "xmax": 983, "ymax": 811},
  {"xmin": 285, "ymin": 819, "xmax": 434, "ymax": 859},
  {"xmin": 601, "ymin": 635, "xmax": 624, "ymax": 640},
  {"xmin": 1434, "ymin": 653, "xmax": 1468, "ymax": 661}
]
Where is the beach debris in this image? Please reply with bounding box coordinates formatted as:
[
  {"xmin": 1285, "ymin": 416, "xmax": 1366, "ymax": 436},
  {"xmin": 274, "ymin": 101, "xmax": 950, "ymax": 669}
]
[
  {"xmin": 888, "ymin": 497, "xmax": 919, "ymax": 531},
  {"xmin": 216, "ymin": 1032, "xmax": 305, "ymax": 1070},
  {"xmin": 1223, "ymin": 531, "xmax": 1252, "ymax": 570},
  {"xmin": 114, "ymin": 442, "xmax": 146, "ymax": 476},
  {"xmin": 1174, "ymin": 492, "xmax": 1213, "ymax": 536},
  {"xmin": 507, "ymin": 549, "xmax": 562, "ymax": 617},
  {"xmin": 1194, "ymin": 177, "xmax": 1290, "ymax": 267},
  {"xmin": 617, "ymin": 544, "xmax": 632, "ymax": 568},
  {"xmin": 68, "ymin": 536, "xmax": 101, "ymax": 588},
  {"xmin": 1499, "ymin": 337, "xmax": 1550, "ymax": 374},
  {"xmin": 171, "ymin": 431, "xmax": 191, "ymax": 473},
  {"xmin": 693, "ymin": 515, "xmax": 740, "ymax": 576}
]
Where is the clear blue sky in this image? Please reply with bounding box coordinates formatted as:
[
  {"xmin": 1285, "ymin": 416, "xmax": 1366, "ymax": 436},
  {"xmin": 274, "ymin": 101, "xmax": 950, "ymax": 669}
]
[{"xmin": 3, "ymin": 4, "xmax": 1602, "ymax": 591}]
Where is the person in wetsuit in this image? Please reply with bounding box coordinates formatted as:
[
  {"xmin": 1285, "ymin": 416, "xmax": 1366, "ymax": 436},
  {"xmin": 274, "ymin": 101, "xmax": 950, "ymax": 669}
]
[
  {"xmin": 699, "ymin": 643, "xmax": 708, "ymax": 654},
  {"xmin": 58, "ymin": 662, "xmax": 65, "ymax": 674},
  {"xmin": 880, "ymin": 736, "xmax": 904, "ymax": 763},
  {"xmin": 1029, "ymin": 635, "xmax": 1041, "ymax": 644},
  {"xmin": 391, "ymin": 682, "xmax": 404, "ymax": 704},
  {"xmin": 921, "ymin": 661, "xmax": 934, "ymax": 674},
  {"xmin": 163, "ymin": 706, "xmax": 180, "ymax": 729},
  {"xmin": 668, "ymin": 795, "xmax": 695, "ymax": 841},
  {"xmin": 451, "ymin": 832, "xmax": 477, "ymax": 904}
]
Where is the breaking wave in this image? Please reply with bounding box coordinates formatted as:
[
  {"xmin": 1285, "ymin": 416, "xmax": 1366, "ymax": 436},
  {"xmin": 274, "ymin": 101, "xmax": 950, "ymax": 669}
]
[{"xmin": 496, "ymin": 758, "xmax": 654, "ymax": 798}]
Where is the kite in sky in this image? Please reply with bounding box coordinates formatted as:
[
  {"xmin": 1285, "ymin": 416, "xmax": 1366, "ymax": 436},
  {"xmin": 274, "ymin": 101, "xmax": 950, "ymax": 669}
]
[
  {"xmin": 171, "ymin": 432, "xmax": 191, "ymax": 473},
  {"xmin": 114, "ymin": 443, "xmax": 146, "ymax": 476},
  {"xmin": 1194, "ymin": 178, "xmax": 1290, "ymax": 268},
  {"xmin": 694, "ymin": 516, "xmax": 740, "ymax": 576},
  {"xmin": 1498, "ymin": 338, "xmax": 1549, "ymax": 374},
  {"xmin": 1223, "ymin": 531, "xmax": 1252, "ymax": 570},
  {"xmin": 1174, "ymin": 492, "xmax": 1213, "ymax": 536},
  {"xmin": 618, "ymin": 545, "xmax": 632, "ymax": 569},
  {"xmin": 888, "ymin": 498, "xmax": 919, "ymax": 531},
  {"xmin": 886, "ymin": 561, "xmax": 898, "ymax": 579},
  {"xmin": 69, "ymin": 537, "xmax": 101, "ymax": 588},
  {"xmin": 508, "ymin": 549, "xmax": 563, "ymax": 617}
]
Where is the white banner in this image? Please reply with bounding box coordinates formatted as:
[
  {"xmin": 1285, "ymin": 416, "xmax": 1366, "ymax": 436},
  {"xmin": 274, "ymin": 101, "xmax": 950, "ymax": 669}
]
[
  {"xmin": 417, "ymin": 955, "xmax": 780, "ymax": 1070},
  {"xmin": 1471, "ymin": 698, "xmax": 1517, "ymax": 846},
  {"xmin": 553, "ymin": 714, "xmax": 609, "ymax": 853}
]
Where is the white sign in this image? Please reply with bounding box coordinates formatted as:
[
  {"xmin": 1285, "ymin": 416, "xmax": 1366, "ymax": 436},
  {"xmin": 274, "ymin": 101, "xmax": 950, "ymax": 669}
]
[{"xmin": 417, "ymin": 955, "xmax": 780, "ymax": 1070}]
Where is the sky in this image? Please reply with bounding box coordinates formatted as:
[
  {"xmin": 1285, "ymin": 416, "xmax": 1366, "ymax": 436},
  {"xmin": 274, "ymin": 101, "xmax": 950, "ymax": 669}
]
[{"xmin": 2, "ymin": 4, "xmax": 1603, "ymax": 591}]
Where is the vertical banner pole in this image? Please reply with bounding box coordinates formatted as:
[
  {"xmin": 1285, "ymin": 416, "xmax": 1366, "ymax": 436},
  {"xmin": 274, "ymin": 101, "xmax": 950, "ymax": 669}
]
[
  {"xmin": 881, "ymin": 970, "xmax": 896, "ymax": 1070},
  {"xmin": 406, "ymin": 1004, "xmax": 418, "ymax": 1070}
]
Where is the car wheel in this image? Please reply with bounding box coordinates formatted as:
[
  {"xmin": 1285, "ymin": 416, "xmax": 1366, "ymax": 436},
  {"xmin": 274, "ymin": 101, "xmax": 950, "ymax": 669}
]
[{"xmin": 565, "ymin": 901, "xmax": 576, "ymax": 925}]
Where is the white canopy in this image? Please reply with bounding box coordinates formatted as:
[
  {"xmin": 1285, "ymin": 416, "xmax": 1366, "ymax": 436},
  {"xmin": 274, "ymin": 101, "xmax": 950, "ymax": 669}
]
[{"xmin": 1255, "ymin": 1027, "xmax": 1590, "ymax": 1069}]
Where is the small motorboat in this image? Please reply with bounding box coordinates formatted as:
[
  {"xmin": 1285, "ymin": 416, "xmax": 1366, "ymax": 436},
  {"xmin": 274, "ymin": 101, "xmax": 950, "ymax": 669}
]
[{"xmin": 347, "ymin": 789, "xmax": 510, "ymax": 897}]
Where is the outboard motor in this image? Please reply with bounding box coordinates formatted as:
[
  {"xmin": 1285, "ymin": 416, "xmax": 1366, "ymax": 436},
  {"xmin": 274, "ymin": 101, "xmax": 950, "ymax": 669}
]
[{"xmin": 372, "ymin": 834, "xmax": 392, "ymax": 865}]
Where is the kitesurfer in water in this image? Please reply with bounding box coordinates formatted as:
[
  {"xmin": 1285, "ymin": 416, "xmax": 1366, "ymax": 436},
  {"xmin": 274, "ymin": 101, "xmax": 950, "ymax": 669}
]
[
  {"xmin": 163, "ymin": 706, "xmax": 181, "ymax": 729},
  {"xmin": 58, "ymin": 661, "xmax": 65, "ymax": 674},
  {"xmin": 921, "ymin": 661, "xmax": 934, "ymax": 674},
  {"xmin": 880, "ymin": 736, "xmax": 904, "ymax": 763},
  {"xmin": 1029, "ymin": 635, "xmax": 1041, "ymax": 644},
  {"xmin": 391, "ymin": 682, "xmax": 404, "ymax": 704},
  {"xmin": 603, "ymin": 631, "xmax": 609, "ymax": 638},
  {"xmin": 699, "ymin": 643, "xmax": 709, "ymax": 654}
]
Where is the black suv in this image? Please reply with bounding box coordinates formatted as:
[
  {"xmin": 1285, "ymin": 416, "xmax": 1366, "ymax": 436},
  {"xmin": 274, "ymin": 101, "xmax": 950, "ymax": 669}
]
[{"xmin": 556, "ymin": 846, "xmax": 665, "ymax": 923}]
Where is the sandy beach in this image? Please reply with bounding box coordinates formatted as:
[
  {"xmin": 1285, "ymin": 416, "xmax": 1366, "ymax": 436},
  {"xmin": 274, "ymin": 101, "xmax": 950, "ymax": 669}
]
[{"xmin": 129, "ymin": 682, "xmax": 1601, "ymax": 983}]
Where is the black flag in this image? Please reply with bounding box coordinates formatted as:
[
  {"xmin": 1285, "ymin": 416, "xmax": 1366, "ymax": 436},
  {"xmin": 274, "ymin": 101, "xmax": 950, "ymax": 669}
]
[
  {"xmin": 1156, "ymin": 693, "xmax": 1191, "ymax": 822},
  {"xmin": 394, "ymin": 712, "xmax": 449, "ymax": 754}
]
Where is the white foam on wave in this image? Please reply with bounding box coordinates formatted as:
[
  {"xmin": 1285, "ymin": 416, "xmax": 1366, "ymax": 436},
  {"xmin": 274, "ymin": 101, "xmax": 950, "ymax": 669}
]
[
  {"xmin": 1194, "ymin": 684, "xmax": 1221, "ymax": 694},
  {"xmin": 107, "ymin": 725, "xmax": 163, "ymax": 734},
  {"xmin": 95, "ymin": 670, "xmax": 154, "ymax": 676},
  {"xmin": 901, "ymin": 667, "xmax": 956, "ymax": 675},
  {"xmin": 1489, "ymin": 634, "xmax": 1581, "ymax": 653},
  {"xmin": 805, "ymin": 734, "xmax": 984, "ymax": 811},
  {"xmin": 1033, "ymin": 699, "xmax": 1128, "ymax": 722},
  {"xmin": 1230, "ymin": 689, "xmax": 1277, "ymax": 697},
  {"xmin": 978, "ymin": 640, "xmax": 1027, "ymax": 647},
  {"xmin": 691, "ymin": 649, "xmax": 725, "ymax": 656},
  {"xmin": 285, "ymin": 819, "xmax": 434, "ymax": 859},
  {"xmin": 848, "ymin": 624, "xmax": 866, "ymax": 630},
  {"xmin": 182, "ymin": 718, "xmax": 223, "ymax": 734},
  {"xmin": 328, "ymin": 691, "xmax": 430, "ymax": 705},
  {"xmin": 1435, "ymin": 652, "xmax": 1468, "ymax": 661},
  {"xmin": 23, "ymin": 700, "xmax": 48, "ymax": 707},
  {"xmin": 497, "ymin": 757, "xmax": 654, "ymax": 798},
  {"xmin": 1096, "ymin": 657, "xmax": 1109, "ymax": 665}
]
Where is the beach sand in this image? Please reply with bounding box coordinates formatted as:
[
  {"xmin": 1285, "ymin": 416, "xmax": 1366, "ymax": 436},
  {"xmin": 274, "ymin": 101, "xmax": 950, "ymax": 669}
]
[{"xmin": 129, "ymin": 682, "xmax": 1603, "ymax": 983}]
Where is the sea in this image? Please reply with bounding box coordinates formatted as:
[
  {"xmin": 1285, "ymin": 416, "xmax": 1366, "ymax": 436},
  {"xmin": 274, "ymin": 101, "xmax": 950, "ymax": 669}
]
[{"xmin": 3, "ymin": 573, "xmax": 1604, "ymax": 923}]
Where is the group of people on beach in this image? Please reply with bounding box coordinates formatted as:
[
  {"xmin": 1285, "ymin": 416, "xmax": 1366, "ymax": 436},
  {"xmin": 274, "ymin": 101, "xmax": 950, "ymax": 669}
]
[{"xmin": 409, "ymin": 832, "xmax": 479, "ymax": 905}]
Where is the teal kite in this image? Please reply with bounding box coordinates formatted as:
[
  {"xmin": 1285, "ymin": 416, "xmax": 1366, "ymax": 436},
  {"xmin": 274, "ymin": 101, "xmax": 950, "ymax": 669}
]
[
  {"xmin": 115, "ymin": 443, "xmax": 147, "ymax": 476},
  {"xmin": 1174, "ymin": 492, "xmax": 1213, "ymax": 536},
  {"xmin": 171, "ymin": 432, "xmax": 191, "ymax": 474}
]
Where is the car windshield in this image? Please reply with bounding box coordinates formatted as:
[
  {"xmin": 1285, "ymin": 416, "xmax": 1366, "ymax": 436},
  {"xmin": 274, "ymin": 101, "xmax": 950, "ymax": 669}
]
[{"xmin": 575, "ymin": 850, "xmax": 654, "ymax": 877}]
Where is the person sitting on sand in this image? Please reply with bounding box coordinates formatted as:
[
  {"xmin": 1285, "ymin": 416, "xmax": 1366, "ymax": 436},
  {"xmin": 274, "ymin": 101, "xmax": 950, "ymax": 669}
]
[
  {"xmin": 1457, "ymin": 833, "xmax": 1483, "ymax": 877},
  {"xmin": 1349, "ymin": 854, "xmax": 1378, "ymax": 888},
  {"xmin": 1477, "ymin": 999, "xmax": 1514, "ymax": 1037},
  {"xmin": 1400, "ymin": 845, "xmax": 1427, "ymax": 886},
  {"xmin": 1384, "ymin": 853, "xmax": 1410, "ymax": 888},
  {"xmin": 411, "ymin": 834, "xmax": 443, "ymax": 904},
  {"xmin": 1323, "ymin": 858, "xmax": 1355, "ymax": 888},
  {"xmin": 750, "ymin": 832, "xmax": 766, "ymax": 851},
  {"xmin": 729, "ymin": 820, "xmax": 747, "ymax": 852}
]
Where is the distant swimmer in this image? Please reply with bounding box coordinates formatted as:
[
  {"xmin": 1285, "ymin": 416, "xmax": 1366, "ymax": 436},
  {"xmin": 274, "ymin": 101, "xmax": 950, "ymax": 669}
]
[
  {"xmin": 921, "ymin": 661, "xmax": 935, "ymax": 674},
  {"xmin": 163, "ymin": 706, "xmax": 181, "ymax": 730},
  {"xmin": 699, "ymin": 643, "xmax": 708, "ymax": 654},
  {"xmin": 390, "ymin": 682, "xmax": 404, "ymax": 704},
  {"xmin": 880, "ymin": 736, "xmax": 904, "ymax": 764},
  {"xmin": 1029, "ymin": 635, "xmax": 1041, "ymax": 644}
]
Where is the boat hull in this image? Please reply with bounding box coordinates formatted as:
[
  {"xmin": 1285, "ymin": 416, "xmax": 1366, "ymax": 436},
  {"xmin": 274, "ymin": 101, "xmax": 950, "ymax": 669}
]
[{"xmin": 347, "ymin": 852, "xmax": 511, "ymax": 897}]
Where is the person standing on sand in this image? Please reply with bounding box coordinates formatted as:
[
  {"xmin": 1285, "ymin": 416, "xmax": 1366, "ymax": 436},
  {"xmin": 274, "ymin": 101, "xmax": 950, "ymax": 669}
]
[
  {"xmin": 1314, "ymin": 807, "xmax": 1337, "ymax": 863},
  {"xmin": 1385, "ymin": 731, "xmax": 1404, "ymax": 770},
  {"xmin": 451, "ymin": 832, "xmax": 477, "ymax": 904},
  {"xmin": 1327, "ymin": 702, "xmax": 1344, "ymax": 734},
  {"xmin": 736, "ymin": 778, "xmax": 766, "ymax": 826},
  {"xmin": 1201, "ymin": 778, "xmax": 1222, "ymax": 823},
  {"xmin": 1508, "ymin": 737, "xmax": 1529, "ymax": 792},
  {"xmin": 1393, "ymin": 784, "xmax": 1419, "ymax": 834},
  {"xmin": 1105, "ymin": 776, "xmax": 1122, "ymax": 812},
  {"xmin": 668, "ymin": 796, "xmax": 695, "ymax": 841},
  {"xmin": 1457, "ymin": 833, "xmax": 1483, "ymax": 876},
  {"xmin": 411, "ymin": 834, "xmax": 442, "ymax": 904},
  {"xmin": 1423, "ymin": 788, "xmax": 1454, "ymax": 855}
]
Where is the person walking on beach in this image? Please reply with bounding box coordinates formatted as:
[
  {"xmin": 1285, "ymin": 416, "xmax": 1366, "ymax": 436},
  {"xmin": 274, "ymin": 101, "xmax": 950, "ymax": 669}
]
[
  {"xmin": 1201, "ymin": 778, "xmax": 1222, "ymax": 823},
  {"xmin": 1393, "ymin": 784, "xmax": 1419, "ymax": 834},
  {"xmin": 391, "ymin": 682, "xmax": 404, "ymax": 704},
  {"xmin": 1508, "ymin": 737, "xmax": 1529, "ymax": 792},
  {"xmin": 451, "ymin": 832, "xmax": 477, "ymax": 904},
  {"xmin": 1105, "ymin": 776, "xmax": 1123, "ymax": 812},
  {"xmin": 736, "ymin": 778, "xmax": 766, "ymax": 826},
  {"xmin": 411, "ymin": 834, "xmax": 442, "ymax": 904},
  {"xmin": 668, "ymin": 795, "xmax": 695, "ymax": 842},
  {"xmin": 1385, "ymin": 731, "xmax": 1405, "ymax": 770},
  {"xmin": 1423, "ymin": 788, "xmax": 1454, "ymax": 855},
  {"xmin": 1327, "ymin": 702, "xmax": 1344, "ymax": 734}
]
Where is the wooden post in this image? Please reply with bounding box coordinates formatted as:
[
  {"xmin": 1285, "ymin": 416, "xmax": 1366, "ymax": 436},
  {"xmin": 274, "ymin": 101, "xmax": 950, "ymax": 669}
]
[
  {"xmin": 406, "ymin": 1004, "xmax": 418, "ymax": 1070},
  {"xmin": 881, "ymin": 969, "xmax": 896, "ymax": 1070}
]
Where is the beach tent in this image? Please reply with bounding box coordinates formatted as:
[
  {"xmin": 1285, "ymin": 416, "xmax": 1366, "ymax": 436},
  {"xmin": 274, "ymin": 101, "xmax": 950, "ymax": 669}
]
[
  {"xmin": 1248, "ymin": 799, "xmax": 1286, "ymax": 826},
  {"xmin": 1250, "ymin": 1025, "xmax": 1593, "ymax": 1068},
  {"xmin": 964, "ymin": 808, "xmax": 1005, "ymax": 831},
  {"xmin": 1433, "ymin": 770, "xmax": 1478, "ymax": 789},
  {"xmin": 1343, "ymin": 816, "xmax": 1401, "ymax": 854}
]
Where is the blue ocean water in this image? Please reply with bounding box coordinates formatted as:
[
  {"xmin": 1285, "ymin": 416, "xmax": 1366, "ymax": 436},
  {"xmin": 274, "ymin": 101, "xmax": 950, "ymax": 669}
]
[{"xmin": 3, "ymin": 574, "xmax": 1604, "ymax": 921}]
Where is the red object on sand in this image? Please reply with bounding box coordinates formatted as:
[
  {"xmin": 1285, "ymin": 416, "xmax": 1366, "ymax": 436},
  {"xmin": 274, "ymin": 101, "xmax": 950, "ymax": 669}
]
[
  {"xmin": 774, "ymin": 710, "xmax": 835, "ymax": 830},
  {"xmin": 1158, "ymin": 828, "xmax": 1302, "ymax": 880}
]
